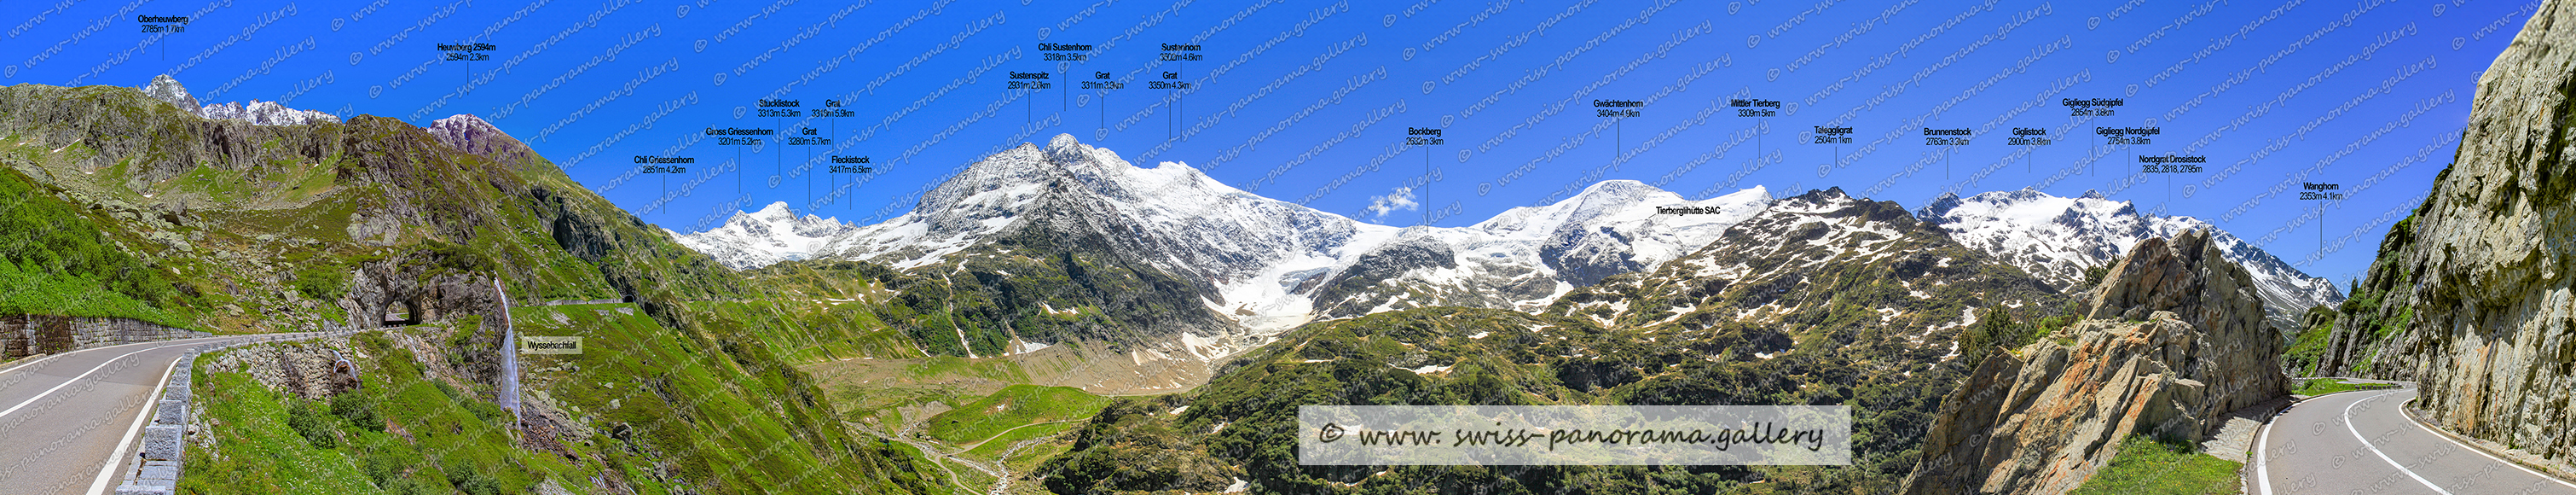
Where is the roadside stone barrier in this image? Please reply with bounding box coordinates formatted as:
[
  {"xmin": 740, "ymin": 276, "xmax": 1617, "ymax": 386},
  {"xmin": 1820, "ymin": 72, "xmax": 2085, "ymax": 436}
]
[{"xmin": 115, "ymin": 324, "xmax": 366, "ymax": 494}]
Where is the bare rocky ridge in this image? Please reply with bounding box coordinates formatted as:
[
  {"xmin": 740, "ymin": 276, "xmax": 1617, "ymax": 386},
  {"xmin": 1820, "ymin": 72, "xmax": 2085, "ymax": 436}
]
[
  {"xmin": 138, "ymin": 74, "xmax": 336, "ymax": 125},
  {"xmin": 427, "ymin": 114, "xmax": 545, "ymax": 172},
  {"xmin": 142, "ymin": 74, "xmax": 200, "ymax": 111},
  {"xmin": 1901, "ymin": 229, "xmax": 2289, "ymax": 495},
  {"xmin": 2317, "ymin": 0, "xmax": 2576, "ymax": 469}
]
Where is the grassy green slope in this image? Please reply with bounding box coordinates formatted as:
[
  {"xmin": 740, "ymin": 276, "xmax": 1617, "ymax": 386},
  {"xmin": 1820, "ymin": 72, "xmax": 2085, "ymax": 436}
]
[
  {"xmin": 189, "ymin": 306, "xmax": 947, "ymax": 494},
  {"xmin": 0, "ymin": 82, "xmax": 947, "ymax": 494},
  {"xmin": 1039, "ymin": 308, "xmax": 1757, "ymax": 494},
  {"xmin": 925, "ymin": 384, "xmax": 1110, "ymax": 445},
  {"xmin": 1033, "ymin": 194, "xmax": 2073, "ymax": 494},
  {"xmin": 2068, "ymin": 435, "xmax": 2243, "ymax": 495},
  {"xmin": 744, "ymin": 223, "xmax": 1229, "ymax": 361},
  {"xmin": 0, "ymin": 153, "xmax": 200, "ymax": 328}
]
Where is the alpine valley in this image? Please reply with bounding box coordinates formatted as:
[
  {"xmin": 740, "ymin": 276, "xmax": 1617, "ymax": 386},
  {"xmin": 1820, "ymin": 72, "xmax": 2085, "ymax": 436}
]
[
  {"xmin": 664, "ymin": 133, "xmax": 2346, "ymax": 492},
  {"xmin": 675, "ymin": 134, "xmax": 2344, "ymax": 370},
  {"xmin": 3, "ymin": 74, "xmax": 2350, "ymax": 495}
]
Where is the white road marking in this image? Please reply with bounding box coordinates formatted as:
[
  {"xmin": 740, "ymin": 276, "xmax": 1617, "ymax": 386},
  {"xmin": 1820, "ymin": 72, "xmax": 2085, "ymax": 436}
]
[
  {"xmin": 2390, "ymin": 390, "xmax": 2576, "ymax": 490},
  {"xmin": 0, "ymin": 337, "xmax": 199, "ymax": 377},
  {"xmin": 87, "ymin": 352, "xmax": 185, "ymax": 495},
  {"xmin": 0, "ymin": 341, "xmax": 202, "ymax": 419},
  {"xmin": 2345, "ymin": 391, "xmax": 2453, "ymax": 495},
  {"xmin": 0, "ymin": 352, "xmax": 66, "ymax": 376},
  {"xmin": 2255, "ymin": 412, "xmax": 2276, "ymax": 495}
]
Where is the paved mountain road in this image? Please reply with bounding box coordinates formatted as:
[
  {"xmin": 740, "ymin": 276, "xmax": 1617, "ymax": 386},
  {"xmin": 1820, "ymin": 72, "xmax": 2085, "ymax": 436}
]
[
  {"xmin": 2255, "ymin": 380, "xmax": 2576, "ymax": 495},
  {"xmin": 0, "ymin": 335, "xmax": 298, "ymax": 495}
]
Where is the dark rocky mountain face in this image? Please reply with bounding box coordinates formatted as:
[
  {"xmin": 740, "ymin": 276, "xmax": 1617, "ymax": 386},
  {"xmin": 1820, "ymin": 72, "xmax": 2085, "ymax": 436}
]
[{"xmin": 1305, "ymin": 230, "xmax": 1463, "ymax": 316}]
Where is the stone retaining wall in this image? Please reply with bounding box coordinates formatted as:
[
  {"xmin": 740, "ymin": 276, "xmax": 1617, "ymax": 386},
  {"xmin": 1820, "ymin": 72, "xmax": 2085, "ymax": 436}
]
[{"xmin": 0, "ymin": 315, "xmax": 210, "ymax": 359}]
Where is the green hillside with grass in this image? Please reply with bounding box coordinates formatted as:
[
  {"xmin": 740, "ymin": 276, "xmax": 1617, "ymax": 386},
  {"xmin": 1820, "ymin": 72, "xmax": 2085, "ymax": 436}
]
[{"xmin": 0, "ymin": 81, "xmax": 946, "ymax": 494}]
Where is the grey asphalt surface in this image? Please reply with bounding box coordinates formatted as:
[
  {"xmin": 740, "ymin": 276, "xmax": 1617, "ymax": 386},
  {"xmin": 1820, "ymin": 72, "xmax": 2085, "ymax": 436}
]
[
  {"xmin": 2255, "ymin": 379, "xmax": 2576, "ymax": 495},
  {"xmin": 0, "ymin": 335, "xmax": 244, "ymax": 495}
]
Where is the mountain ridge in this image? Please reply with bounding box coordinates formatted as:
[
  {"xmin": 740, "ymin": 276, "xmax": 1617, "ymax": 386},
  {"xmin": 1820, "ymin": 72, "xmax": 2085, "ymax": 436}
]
[
  {"xmin": 0, "ymin": 77, "xmax": 942, "ymax": 494},
  {"xmin": 674, "ymin": 138, "xmax": 2337, "ymax": 355},
  {"xmin": 1917, "ymin": 187, "xmax": 2344, "ymax": 332}
]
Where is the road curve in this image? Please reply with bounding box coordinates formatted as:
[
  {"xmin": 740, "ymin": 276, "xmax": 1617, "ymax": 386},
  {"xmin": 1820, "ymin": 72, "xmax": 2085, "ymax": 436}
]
[
  {"xmin": 0, "ymin": 335, "xmax": 274, "ymax": 495},
  {"xmin": 2255, "ymin": 379, "xmax": 2576, "ymax": 495}
]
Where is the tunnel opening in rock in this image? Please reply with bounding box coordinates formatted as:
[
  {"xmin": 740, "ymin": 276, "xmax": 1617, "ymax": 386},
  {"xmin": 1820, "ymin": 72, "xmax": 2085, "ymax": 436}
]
[{"xmin": 383, "ymin": 300, "xmax": 422, "ymax": 326}]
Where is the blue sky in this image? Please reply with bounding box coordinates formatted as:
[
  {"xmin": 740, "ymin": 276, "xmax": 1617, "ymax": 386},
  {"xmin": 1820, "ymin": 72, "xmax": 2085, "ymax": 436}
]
[{"xmin": 2, "ymin": 0, "xmax": 2534, "ymax": 285}]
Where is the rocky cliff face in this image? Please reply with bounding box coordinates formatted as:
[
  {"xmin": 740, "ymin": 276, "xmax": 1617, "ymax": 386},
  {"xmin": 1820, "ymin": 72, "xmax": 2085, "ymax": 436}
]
[
  {"xmin": 1902, "ymin": 229, "xmax": 2288, "ymax": 495},
  {"xmin": 2083, "ymin": 230, "xmax": 2289, "ymax": 418},
  {"xmin": 2316, "ymin": 0, "xmax": 2576, "ymax": 467}
]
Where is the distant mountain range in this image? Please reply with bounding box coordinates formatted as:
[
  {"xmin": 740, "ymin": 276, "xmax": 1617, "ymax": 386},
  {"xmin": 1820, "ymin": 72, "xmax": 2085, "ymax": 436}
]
[
  {"xmin": 666, "ymin": 201, "xmax": 857, "ymax": 270},
  {"xmin": 140, "ymin": 74, "xmax": 336, "ymax": 125},
  {"xmin": 671, "ymin": 135, "xmax": 2342, "ymax": 356},
  {"xmin": 1917, "ymin": 189, "xmax": 2344, "ymax": 331}
]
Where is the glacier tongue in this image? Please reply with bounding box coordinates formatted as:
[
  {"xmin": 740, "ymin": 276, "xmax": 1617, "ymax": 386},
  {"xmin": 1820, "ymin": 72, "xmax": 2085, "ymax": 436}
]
[{"xmin": 1915, "ymin": 188, "xmax": 2344, "ymax": 332}]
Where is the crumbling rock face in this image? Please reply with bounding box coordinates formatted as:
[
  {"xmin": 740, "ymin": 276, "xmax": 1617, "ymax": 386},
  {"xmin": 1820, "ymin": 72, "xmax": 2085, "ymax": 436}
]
[{"xmin": 1901, "ymin": 229, "xmax": 2289, "ymax": 495}]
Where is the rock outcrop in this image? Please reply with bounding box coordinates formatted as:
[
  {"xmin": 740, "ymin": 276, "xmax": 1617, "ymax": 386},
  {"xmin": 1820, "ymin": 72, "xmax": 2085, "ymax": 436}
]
[
  {"xmin": 2316, "ymin": 0, "xmax": 2576, "ymax": 468},
  {"xmin": 340, "ymin": 251, "xmax": 511, "ymax": 387},
  {"xmin": 427, "ymin": 114, "xmax": 546, "ymax": 172},
  {"xmin": 1901, "ymin": 229, "xmax": 2289, "ymax": 495},
  {"xmin": 141, "ymin": 75, "xmax": 200, "ymax": 112}
]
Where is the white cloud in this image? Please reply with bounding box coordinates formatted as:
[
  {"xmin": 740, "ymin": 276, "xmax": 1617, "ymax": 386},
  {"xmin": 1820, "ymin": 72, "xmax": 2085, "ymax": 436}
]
[{"xmin": 1366, "ymin": 186, "xmax": 1419, "ymax": 219}]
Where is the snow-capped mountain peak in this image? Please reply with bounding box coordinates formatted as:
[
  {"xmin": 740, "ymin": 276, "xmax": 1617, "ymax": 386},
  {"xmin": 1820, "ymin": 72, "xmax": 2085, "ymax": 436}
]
[
  {"xmin": 1917, "ymin": 188, "xmax": 2342, "ymax": 331},
  {"xmin": 138, "ymin": 74, "xmax": 337, "ymax": 125},
  {"xmin": 142, "ymin": 75, "xmax": 200, "ymax": 111},
  {"xmin": 667, "ymin": 201, "xmax": 857, "ymax": 270},
  {"xmin": 1304, "ymin": 180, "xmax": 1773, "ymax": 318},
  {"xmin": 197, "ymin": 100, "xmax": 338, "ymax": 125}
]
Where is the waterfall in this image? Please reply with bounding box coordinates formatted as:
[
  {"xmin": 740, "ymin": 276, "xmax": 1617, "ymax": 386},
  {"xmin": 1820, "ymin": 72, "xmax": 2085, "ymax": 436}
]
[{"xmin": 494, "ymin": 279, "xmax": 522, "ymax": 429}]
